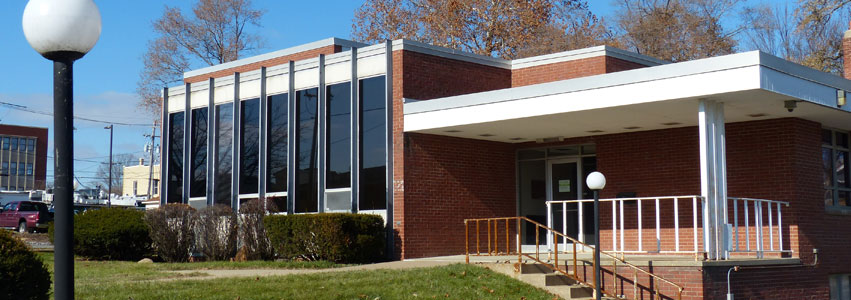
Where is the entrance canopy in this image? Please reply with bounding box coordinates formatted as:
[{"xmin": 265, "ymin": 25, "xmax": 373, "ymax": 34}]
[{"xmin": 404, "ymin": 51, "xmax": 851, "ymax": 141}]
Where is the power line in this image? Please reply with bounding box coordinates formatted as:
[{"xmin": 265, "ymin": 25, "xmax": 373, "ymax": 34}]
[{"xmin": 0, "ymin": 101, "xmax": 153, "ymax": 127}]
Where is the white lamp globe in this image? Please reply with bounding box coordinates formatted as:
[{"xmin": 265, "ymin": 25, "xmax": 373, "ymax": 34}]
[
  {"xmin": 22, "ymin": 0, "xmax": 102, "ymax": 61},
  {"xmin": 586, "ymin": 171, "xmax": 606, "ymax": 191}
]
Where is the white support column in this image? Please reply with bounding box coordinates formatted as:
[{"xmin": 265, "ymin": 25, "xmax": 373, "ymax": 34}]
[
  {"xmin": 698, "ymin": 99, "xmax": 717, "ymax": 260},
  {"xmin": 714, "ymin": 102, "xmax": 729, "ymax": 259}
]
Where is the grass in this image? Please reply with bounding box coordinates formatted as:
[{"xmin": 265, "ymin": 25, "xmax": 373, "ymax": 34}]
[{"xmin": 36, "ymin": 253, "xmax": 557, "ymax": 299}]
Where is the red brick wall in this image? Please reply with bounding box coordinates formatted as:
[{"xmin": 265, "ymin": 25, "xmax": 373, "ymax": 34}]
[
  {"xmin": 184, "ymin": 45, "xmax": 341, "ymax": 83},
  {"xmin": 512, "ymin": 56, "xmax": 606, "ymax": 87},
  {"xmin": 399, "ymin": 50, "xmax": 511, "ymax": 101},
  {"xmin": 400, "ymin": 133, "xmax": 516, "ymax": 258},
  {"xmin": 0, "ymin": 124, "xmax": 48, "ymax": 189},
  {"xmin": 606, "ymin": 56, "xmax": 652, "ymax": 73},
  {"xmin": 511, "ymin": 56, "xmax": 651, "ymax": 87}
]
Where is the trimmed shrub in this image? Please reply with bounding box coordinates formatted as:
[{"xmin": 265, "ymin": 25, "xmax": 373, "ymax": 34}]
[
  {"xmin": 195, "ymin": 205, "xmax": 238, "ymax": 261},
  {"xmin": 145, "ymin": 204, "xmax": 195, "ymax": 262},
  {"xmin": 72, "ymin": 207, "xmax": 151, "ymax": 260},
  {"xmin": 237, "ymin": 199, "xmax": 277, "ymax": 260},
  {"xmin": 264, "ymin": 213, "xmax": 385, "ymax": 263},
  {"xmin": 0, "ymin": 230, "xmax": 51, "ymax": 300}
]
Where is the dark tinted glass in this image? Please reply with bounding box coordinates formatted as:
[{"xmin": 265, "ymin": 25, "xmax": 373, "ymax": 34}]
[
  {"xmin": 581, "ymin": 156, "xmax": 598, "ymax": 200},
  {"xmin": 1, "ymin": 162, "xmax": 7, "ymax": 173},
  {"xmin": 240, "ymin": 98, "xmax": 260, "ymax": 194},
  {"xmin": 10, "ymin": 138, "xmax": 17, "ymax": 151},
  {"xmin": 190, "ymin": 108, "xmax": 208, "ymax": 198},
  {"xmin": 27, "ymin": 139, "xmax": 35, "ymax": 152},
  {"xmin": 18, "ymin": 164, "xmax": 24, "ymax": 175},
  {"xmin": 215, "ymin": 105, "xmax": 234, "ymax": 206},
  {"xmin": 19, "ymin": 202, "xmax": 36, "ymax": 211},
  {"xmin": 824, "ymin": 148, "xmax": 833, "ymax": 188},
  {"xmin": 359, "ymin": 76, "xmax": 386, "ymax": 210},
  {"xmin": 2, "ymin": 137, "xmax": 7, "ymax": 150},
  {"xmin": 837, "ymin": 132, "xmax": 849, "ymax": 148},
  {"xmin": 327, "ymin": 82, "xmax": 351, "ymax": 189},
  {"xmin": 837, "ymin": 150, "xmax": 848, "ymax": 188},
  {"xmin": 823, "ymin": 129, "xmax": 833, "ymax": 145},
  {"xmin": 167, "ymin": 112, "xmax": 185, "ymax": 203},
  {"xmin": 267, "ymin": 94, "xmax": 288, "ymax": 193},
  {"xmin": 26, "ymin": 164, "xmax": 33, "ymax": 176},
  {"xmin": 296, "ymin": 88, "xmax": 319, "ymax": 213},
  {"xmin": 9, "ymin": 163, "xmax": 16, "ymax": 175}
]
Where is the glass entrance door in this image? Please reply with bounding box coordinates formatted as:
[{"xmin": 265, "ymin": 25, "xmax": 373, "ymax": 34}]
[{"xmin": 547, "ymin": 159, "xmax": 580, "ymax": 242}]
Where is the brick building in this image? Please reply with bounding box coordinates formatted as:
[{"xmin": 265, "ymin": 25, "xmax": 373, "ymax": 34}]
[
  {"xmin": 159, "ymin": 35, "xmax": 851, "ymax": 299},
  {"xmin": 0, "ymin": 124, "xmax": 48, "ymax": 191}
]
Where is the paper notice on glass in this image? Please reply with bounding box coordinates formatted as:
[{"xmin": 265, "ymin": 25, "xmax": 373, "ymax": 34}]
[{"xmin": 558, "ymin": 180, "xmax": 571, "ymax": 193}]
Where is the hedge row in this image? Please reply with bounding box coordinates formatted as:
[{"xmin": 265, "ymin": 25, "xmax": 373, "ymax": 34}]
[{"xmin": 264, "ymin": 213, "xmax": 385, "ymax": 263}]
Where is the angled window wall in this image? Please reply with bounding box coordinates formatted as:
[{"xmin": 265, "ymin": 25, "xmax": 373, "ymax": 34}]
[{"xmin": 161, "ymin": 44, "xmax": 391, "ymax": 216}]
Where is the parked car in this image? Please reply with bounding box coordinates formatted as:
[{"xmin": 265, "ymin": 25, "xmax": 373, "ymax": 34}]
[{"xmin": 0, "ymin": 201, "xmax": 53, "ymax": 233}]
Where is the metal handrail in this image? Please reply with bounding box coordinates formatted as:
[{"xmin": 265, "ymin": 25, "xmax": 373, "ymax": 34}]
[
  {"xmin": 548, "ymin": 196, "xmax": 705, "ymax": 256},
  {"xmin": 465, "ymin": 216, "xmax": 684, "ymax": 300}
]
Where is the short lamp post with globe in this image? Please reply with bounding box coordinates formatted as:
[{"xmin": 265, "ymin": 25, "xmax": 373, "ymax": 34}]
[
  {"xmin": 586, "ymin": 171, "xmax": 606, "ymax": 300},
  {"xmin": 22, "ymin": 0, "xmax": 102, "ymax": 299}
]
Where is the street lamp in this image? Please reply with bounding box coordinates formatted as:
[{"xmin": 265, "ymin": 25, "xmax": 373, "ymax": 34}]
[
  {"xmin": 23, "ymin": 1, "xmax": 101, "ymax": 299},
  {"xmin": 105, "ymin": 124, "xmax": 113, "ymax": 208},
  {"xmin": 586, "ymin": 171, "xmax": 606, "ymax": 300}
]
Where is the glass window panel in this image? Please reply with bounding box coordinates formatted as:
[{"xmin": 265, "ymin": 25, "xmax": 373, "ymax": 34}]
[
  {"xmin": 2, "ymin": 137, "xmax": 8, "ymax": 150},
  {"xmin": 27, "ymin": 139, "xmax": 35, "ymax": 152},
  {"xmin": 582, "ymin": 145, "xmax": 597, "ymax": 155},
  {"xmin": 9, "ymin": 163, "xmax": 16, "ymax": 175},
  {"xmin": 240, "ymin": 98, "xmax": 260, "ymax": 195},
  {"xmin": 18, "ymin": 164, "xmax": 24, "ymax": 175},
  {"xmin": 1, "ymin": 162, "xmax": 7, "ymax": 174},
  {"xmin": 581, "ymin": 156, "xmax": 597, "ymax": 200},
  {"xmin": 327, "ymin": 82, "xmax": 351, "ymax": 189},
  {"xmin": 359, "ymin": 76, "xmax": 386, "ymax": 210},
  {"xmin": 824, "ymin": 148, "xmax": 834, "ymax": 188},
  {"xmin": 838, "ymin": 150, "xmax": 848, "ymax": 188},
  {"xmin": 823, "ymin": 129, "xmax": 834, "ymax": 145},
  {"xmin": 10, "ymin": 138, "xmax": 17, "ymax": 151},
  {"xmin": 296, "ymin": 88, "xmax": 319, "ymax": 213},
  {"xmin": 838, "ymin": 132, "xmax": 850, "ymax": 148},
  {"xmin": 548, "ymin": 146, "xmax": 579, "ymax": 157},
  {"xmin": 518, "ymin": 149, "xmax": 545, "ymax": 160},
  {"xmin": 190, "ymin": 107, "xmax": 208, "ymax": 198},
  {"xmin": 215, "ymin": 105, "xmax": 234, "ymax": 206},
  {"xmin": 267, "ymin": 93, "xmax": 288, "ymax": 193},
  {"xmin": 26, "ymin": 164, "xmax": 33, "ymax": 176},
  {"xmin": 839, "ymin": 191, "xmax": 850, "ymax": 207},
  {"xmin": 167, "ymin": 112, "xmax": 185, "ymax": 203},
  {"xmin": 825, "ymin": 190, "xmax": 834, "ymax": 208}
]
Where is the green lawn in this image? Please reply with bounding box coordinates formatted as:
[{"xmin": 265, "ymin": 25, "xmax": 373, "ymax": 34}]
[{"xmin": 36, "ymin": 253, "xmax": 557, "ymax": 299}]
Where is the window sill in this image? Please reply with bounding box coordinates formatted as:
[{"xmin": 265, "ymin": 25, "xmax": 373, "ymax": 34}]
[{"xmin": 825, "ymin": 207, "xmax": 851, "ymax": 216}]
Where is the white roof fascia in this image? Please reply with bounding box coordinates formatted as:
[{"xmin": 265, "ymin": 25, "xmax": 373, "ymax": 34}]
[
  {"xmin": 404, "ymin": 50, "xmax": 851, "ymax": 132},
  {"xmin": 183, "ymin": 37, "xmax": 366, "ymax": 79}
]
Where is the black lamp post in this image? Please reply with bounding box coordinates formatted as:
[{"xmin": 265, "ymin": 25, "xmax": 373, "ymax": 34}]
[
  {"xmin": 586, "ymin": 171, "xmax": 606, "ymax": 300},
  {"xmin": 23, "ymin": 1, "xmax": 102, "ymax": 299}
]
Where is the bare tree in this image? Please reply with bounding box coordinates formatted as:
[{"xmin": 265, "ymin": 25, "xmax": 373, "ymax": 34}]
[
  {"xmin": 137, "ymin": 0, "xmax": 265, "ymax": 116},
  {"xmin": 614, "ymin": 0, "xmax": 741, "ymax": 62},
  {"xmin": 352, "ymin": 0, "xmax": 610, "ymax": 59},
  {"xmin": 95, "ymin": 153, "xmax": 137, "ymax": 195},
  {"xmin": 739, "ymin": 1, "xmax": 845, "ymax": 75}
]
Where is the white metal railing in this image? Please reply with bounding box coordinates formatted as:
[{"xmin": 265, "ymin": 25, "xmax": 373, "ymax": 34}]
[
  {"xmin": 727, "ymin": 197, "xmax": 791, "ymax": 258},
  {"xmin": 546, "ymin": 196, "xmax": 705, "ymax": 255},
  {"xmin": 545, "ymin": 195, "xmax": 791, "ymax": 259}
]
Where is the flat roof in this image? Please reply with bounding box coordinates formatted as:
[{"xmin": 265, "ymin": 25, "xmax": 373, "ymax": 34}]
[
  {"xmin": 404, "ymin": 50, "xmax": 851, "ymax": 142},
  {"xmin": 181, "ymin": 37, "xmax": 667, "ymax": 80}
]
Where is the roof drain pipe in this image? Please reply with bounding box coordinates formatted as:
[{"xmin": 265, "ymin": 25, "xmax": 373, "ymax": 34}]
[{"xmin": 726, "ymin": 266, "xmax": 739, "ymax": 300}]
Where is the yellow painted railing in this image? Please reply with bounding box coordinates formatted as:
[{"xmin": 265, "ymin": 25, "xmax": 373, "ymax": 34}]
[{"xmin": 464, "ymin": 216, "xmax": 683, "ymax": 300}]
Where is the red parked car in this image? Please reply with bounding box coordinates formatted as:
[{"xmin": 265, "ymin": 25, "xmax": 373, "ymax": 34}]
[{"xmin": 0, "ymin": 201, "xmax": 53, "ymax": 233}]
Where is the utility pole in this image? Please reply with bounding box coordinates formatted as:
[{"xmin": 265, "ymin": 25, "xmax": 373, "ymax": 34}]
[
  {"xmin": 105, "ymin": 124, "xmax": 113, "ymax": 208},
  {"xmin": 144, "ymin": 121, "xmax": 160, "ymax": 200}
]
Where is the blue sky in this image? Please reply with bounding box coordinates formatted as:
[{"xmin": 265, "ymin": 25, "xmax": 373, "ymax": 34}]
[{"xmin": 0, "ymin": 0, "xmax": 777, "ymax": 189}]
